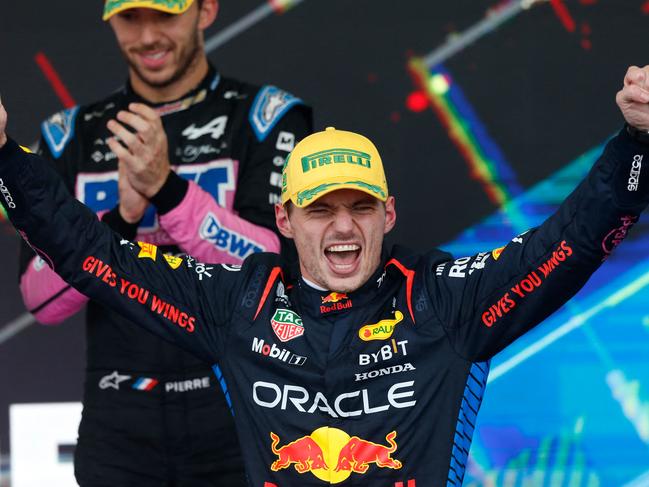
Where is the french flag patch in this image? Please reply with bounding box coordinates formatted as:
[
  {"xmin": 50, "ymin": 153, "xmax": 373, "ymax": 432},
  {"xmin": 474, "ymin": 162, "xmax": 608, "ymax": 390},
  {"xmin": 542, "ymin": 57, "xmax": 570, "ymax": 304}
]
[{"xmin": 132, "ymin": 378, "xmax": 159, "ymax": 391}]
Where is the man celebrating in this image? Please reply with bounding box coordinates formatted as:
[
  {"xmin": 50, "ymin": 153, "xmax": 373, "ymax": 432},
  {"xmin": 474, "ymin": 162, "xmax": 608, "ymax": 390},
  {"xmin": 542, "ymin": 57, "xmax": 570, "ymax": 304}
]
[
  {"xmin": 1, "ymin": 66, "xmax": 648, "ymax": 485},
  {"xmin": 18, "ymin": 0, "xmax": 311, "ymax": 485}
]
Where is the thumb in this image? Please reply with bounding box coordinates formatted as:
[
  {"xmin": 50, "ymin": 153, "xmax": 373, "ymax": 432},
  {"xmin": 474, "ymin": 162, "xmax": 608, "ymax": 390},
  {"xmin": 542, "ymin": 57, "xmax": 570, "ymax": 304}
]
[
  {"xmin": 0, "ymin": 95, "xmax": 7, "ymax": 130},
  {"xmin": 635, "ymin": 68, "xmax": 647, "ymax": 88},
  {"xmin": 0, "ymin": 97, "xmax": 8, "ymax": 147},
  {"xmin": 117, "ymin": 159, "xmax": 133, "ymax": 188},
  {"xmin": 641, "ymin": 66, "xmax": 649, "ymax": 92},
  {"xmin": 118, "ymin": 159, "xmax": 126, "ymax": 178}
]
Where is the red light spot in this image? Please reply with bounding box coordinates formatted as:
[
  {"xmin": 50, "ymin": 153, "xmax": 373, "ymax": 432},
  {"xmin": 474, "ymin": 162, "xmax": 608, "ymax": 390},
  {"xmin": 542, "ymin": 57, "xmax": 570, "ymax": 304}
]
[
  {"xmin": 367, "ymin": 73, "xmax": 378, "ymax": 83},
  {"xmin": 579, "ymin": 0, "xmax": 597, "ymax": 4},
  {"xmin": 581, "ymin": 39, "xmax": 592, "ymax": 50},
  {"xmin": 642, "ymin": 0, "xmax": 649, "ymax": 14},
  {"xmin": 390, "ymin": 111, "xmax": 401, "ymax": 123},
  {"xmin": 550, "ymin": 0, "xmax": 576, "ymax": 32},
  {"xmin": 34, "ymin": 52, "xmax": 76, "ymax": 109},
  {"xmin": 406, "ymin": 91, "xmax": 428, "ymax": 113}
]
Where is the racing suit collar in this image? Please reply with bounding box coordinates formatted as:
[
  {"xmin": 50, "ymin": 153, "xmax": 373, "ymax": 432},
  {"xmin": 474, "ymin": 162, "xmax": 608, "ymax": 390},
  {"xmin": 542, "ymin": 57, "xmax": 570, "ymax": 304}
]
[
  {"xmin": 296, "ymin": 246, "xmax": 407, "ymax": 317},
  {"xmin": 123, "ymin": 63, "xmax": 221, "ymax": 110}
]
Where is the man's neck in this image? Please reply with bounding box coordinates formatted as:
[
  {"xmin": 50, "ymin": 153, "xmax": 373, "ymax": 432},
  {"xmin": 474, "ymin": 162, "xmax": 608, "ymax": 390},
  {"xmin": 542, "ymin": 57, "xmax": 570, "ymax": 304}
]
[{"xmin": 129, "ymin": 56, "xmax": 209, "ymax": 104}]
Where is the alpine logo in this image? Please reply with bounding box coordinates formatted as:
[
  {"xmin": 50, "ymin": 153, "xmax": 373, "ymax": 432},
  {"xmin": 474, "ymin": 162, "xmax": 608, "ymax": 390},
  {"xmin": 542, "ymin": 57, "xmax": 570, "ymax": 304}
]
[
  {"xmin": 271, "ymin": 309, "xmax": 304, "ymax": 342},
  {"xmin": 182, "ymin": 115, "xmax": 228, "ymax": 140},
  {"xmin": 252, "ymin": 337, "xmax": 307, "ymax": 366}
]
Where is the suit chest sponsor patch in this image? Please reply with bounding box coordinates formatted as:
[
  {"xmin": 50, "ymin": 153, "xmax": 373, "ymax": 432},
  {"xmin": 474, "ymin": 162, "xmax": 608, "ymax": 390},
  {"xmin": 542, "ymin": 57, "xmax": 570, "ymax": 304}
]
[{"xmin": 271, "ymin": 308, "xmax": 304, "ymax": 342}]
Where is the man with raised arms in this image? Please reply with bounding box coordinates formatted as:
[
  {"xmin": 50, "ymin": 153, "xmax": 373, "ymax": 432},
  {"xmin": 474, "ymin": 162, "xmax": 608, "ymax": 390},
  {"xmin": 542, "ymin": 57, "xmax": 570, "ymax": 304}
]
[{"xmin": 0, "ymin": 65, "xmax": 648, "ymax": 485}]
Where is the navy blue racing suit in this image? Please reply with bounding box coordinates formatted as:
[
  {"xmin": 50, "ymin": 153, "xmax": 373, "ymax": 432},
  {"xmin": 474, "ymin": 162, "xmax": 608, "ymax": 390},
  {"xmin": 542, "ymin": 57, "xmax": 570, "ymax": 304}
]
[{"xmin": 0, "ymin": 128, "xmax": 647, "ymax": 486}]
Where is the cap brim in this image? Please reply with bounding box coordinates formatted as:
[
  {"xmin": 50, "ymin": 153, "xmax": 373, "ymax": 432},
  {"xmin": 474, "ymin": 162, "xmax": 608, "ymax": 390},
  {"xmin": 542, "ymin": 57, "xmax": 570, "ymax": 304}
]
[
  {"xmin": 103, "ymin": 0, "xmax": 193, "ymax": 20},
  {"xmin": 290, "ymin": 178, "xmax": 388, "ymax": 208}
]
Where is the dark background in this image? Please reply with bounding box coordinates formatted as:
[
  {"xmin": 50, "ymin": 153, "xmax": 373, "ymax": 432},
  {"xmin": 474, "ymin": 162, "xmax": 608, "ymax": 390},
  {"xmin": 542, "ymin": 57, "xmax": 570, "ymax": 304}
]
[{"xmin": 1, "ymin": 0, "xmax": 648, "ymax": 484}]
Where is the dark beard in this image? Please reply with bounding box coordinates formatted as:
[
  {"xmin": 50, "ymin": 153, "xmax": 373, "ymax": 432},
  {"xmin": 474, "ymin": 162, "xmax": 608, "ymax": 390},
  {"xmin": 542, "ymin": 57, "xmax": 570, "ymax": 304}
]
[{"xmin": 127, "ymin": 29, "xmax": 202, "ymax": 90}]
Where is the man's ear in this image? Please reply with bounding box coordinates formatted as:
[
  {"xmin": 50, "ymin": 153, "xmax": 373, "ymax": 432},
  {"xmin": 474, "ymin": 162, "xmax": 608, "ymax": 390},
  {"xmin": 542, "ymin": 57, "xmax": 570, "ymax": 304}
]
[
  {"xmin": 275, "ymin": 203, "xmax": 294, "ymax": 239},
  {"xmin": 383, "ymin": 196, "xmax": 396, "ymax": 235},
  {"xmin": 198, "ymin": 0, "xmax": 218, "ymax": 30}
]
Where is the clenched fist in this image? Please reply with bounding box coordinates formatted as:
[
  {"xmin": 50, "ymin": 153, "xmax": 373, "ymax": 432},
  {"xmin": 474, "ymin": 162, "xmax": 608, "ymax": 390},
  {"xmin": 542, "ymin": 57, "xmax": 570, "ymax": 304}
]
[
  {"xmin": 617, "ymin": 65, "xmax": 649, "ymax": 131},
  {"xmin": 0, "ymin": 97, "xmax": 7, "ymax": 148}
]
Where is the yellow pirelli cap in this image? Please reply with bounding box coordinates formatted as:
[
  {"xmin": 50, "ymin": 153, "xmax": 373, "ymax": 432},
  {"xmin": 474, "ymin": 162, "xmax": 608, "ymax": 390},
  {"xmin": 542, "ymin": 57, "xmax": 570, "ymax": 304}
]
[
  {"xmin": 103, "ymin": 0, "xmax": 194, "ymax": 21},
  {"xmin": 281, "ymin": 127, "xmax": 388, "ymax": 208}
]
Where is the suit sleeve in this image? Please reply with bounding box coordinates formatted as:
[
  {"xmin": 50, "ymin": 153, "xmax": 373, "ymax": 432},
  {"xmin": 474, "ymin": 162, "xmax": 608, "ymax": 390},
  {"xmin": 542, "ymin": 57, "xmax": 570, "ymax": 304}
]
[
  {"xmin": 153, "ymin": 173, "xmax": 280, "ymax": 263},
  {"xmin": 2, "ymin": 138, "xmax": 243, "ymax": 363},
  {"xmin": 18, "ymin": 132, "xmax": 89, "ymax": 324},
  {"xmin": 426, "ymin": 129, "xmax": 649, "ymax": 362}
]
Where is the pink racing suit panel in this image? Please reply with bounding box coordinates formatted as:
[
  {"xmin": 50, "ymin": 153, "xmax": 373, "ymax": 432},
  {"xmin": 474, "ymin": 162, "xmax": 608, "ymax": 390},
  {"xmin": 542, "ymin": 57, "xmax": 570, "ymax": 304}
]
[
  {"xmin": 20, "ymin": 256, "xmax": 89, "ymax": 324},
  {"xmin": 159, "ymin": 180, "xmax": 280, "ymax": 264}
]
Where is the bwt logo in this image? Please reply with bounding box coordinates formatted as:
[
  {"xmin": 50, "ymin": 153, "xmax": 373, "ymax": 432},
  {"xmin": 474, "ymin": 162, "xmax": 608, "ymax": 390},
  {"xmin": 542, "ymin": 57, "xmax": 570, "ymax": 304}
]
[
  {"xmin": 76, "ymin": 161, "xmax": 235, "ymax": 232},
  {"xmin": 301, "ymin": 149, "xmax": 371, "ymax": 173},
  {"xmin": 199, "ymin": 213, "xmax": 264, "ymax": 259}
]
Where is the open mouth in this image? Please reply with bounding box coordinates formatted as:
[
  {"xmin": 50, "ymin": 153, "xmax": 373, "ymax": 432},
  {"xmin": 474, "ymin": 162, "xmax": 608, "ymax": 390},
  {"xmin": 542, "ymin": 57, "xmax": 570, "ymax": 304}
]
[{"xmin": 324, "ymin": 244, "xmax": 361, "ymax": 274}]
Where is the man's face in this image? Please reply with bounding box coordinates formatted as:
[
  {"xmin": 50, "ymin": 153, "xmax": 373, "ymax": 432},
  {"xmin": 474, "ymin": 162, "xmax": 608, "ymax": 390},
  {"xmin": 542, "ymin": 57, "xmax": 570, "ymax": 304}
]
[
  {"xmin": 108, "ymin": 5, "xmax": 203, "ymax": 89},
  {"xmin": 276, "ymin": 190, "xmax": 396, "ymax": 292}
]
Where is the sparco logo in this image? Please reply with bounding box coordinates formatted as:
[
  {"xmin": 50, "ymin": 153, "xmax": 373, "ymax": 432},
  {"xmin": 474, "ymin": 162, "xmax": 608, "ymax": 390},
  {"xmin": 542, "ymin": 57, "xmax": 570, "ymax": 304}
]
[
  {"xmin": 252, "ymin": 380, "xmax": 416, "ymax": 418},
  {"xmin": 0, "ymin": 179, "xmax": 16, "ymax": 209},
  {"xmin": 252, "ymin": 337, "xmax": 306, "ymax": 366},
  {"xmin": 241, "ymin": 265, "xmax": 266, "ymax": 308},
  {"xmin": 628, "ymin": 154, "xmax": 643, "ymax": 191}
]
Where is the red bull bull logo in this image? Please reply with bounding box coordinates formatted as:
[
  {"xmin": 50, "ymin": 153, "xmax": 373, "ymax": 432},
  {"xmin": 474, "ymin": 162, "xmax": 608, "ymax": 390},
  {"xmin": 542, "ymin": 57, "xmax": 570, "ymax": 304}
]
[
  {"xmin": 334, "ymin": 431, "xmax": 402, "ymax": 473},
  {"xmin": 270, "ymin": 432, "xmax": 328, "ymax": 473},
  {"xmin": 321, "ymin": 292, "xmax": 348, "ymax": 304},
  {"xmin": 320, "ymin": 292, "xmax": 352, "ymax": 314},
  {"xmin": 269, "ymin": 427, "xmax": 402, "ymax": 483}
]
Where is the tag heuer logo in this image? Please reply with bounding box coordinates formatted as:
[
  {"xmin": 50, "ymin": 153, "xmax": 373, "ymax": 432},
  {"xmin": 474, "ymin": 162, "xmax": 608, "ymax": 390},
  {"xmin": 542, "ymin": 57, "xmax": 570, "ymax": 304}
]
[{"xmin": 271, "ymin": 309, "xmax": 304, "ymax": 342}]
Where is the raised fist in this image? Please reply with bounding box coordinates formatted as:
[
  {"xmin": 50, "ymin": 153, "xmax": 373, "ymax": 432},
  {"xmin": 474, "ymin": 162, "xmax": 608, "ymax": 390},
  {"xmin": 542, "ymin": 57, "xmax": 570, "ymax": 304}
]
[
  {"xmin": 616, "ymin": 65, "xmax": 649, "ymax": 131},
  {"xmin": 0, "ymin": 97, "xmax": 7, "ymax": 148}
]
